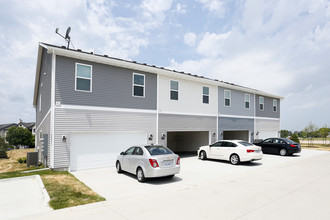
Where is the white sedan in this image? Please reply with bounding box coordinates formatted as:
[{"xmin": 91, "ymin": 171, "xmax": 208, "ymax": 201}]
[
  {"xmin": 197, "ymin": 140, "xmax": 263, "ymax": 165},
  {"xmin": 116, "ymin": 145, "xmax": 181, "ymax": 182}
]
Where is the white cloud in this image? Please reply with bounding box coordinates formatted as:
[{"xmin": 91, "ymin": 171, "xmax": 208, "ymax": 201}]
[
  {"xmin": 184, "ymin": 32, "xmax": 197, "ymax": 46},
  {"xmin": 176, "ymin": 3, "xmax": 186, "ymax": 14},
  {"xmin": 197, "ymin": 0, "xmax": 225, "ymax": 17},
  {"xmin": 197, "ymin": 31, "xmax": 231, "ymax": 57}
]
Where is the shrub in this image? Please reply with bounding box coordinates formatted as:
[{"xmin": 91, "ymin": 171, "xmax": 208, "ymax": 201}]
[
  {"xmin": 17, "ymin": 157, "xmax": 27, "ymax": 164},
  {"xmin": 0, "ymin": 147, "xmax": 7, "ymax": 158},
  {"xmin": 292, "ymin": 133, "xmax": 300, "ymax": 143}
]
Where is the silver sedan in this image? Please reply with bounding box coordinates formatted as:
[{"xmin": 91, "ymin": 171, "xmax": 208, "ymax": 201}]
[{"xmin": 116, "ymin": 145, "xmax": 181, "ymax": 182}]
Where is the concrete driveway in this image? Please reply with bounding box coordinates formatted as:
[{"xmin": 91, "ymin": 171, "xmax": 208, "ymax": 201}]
[{"xmin": 9, "ymin": 149, "xmax": 330, "ymax": 220}]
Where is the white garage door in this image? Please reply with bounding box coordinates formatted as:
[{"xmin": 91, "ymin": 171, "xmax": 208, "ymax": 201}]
[{"xmin": 70, "ymin": 132, "xmax": 147, "ymax": 171}]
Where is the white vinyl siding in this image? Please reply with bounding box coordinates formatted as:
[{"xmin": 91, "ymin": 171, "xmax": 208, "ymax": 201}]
[
  {"xmin": 203, "ymin": 86, "xmax": 209, "ymax": 104},
  {"xmin": 39, "ymin": 94, "xmax": 41, "ymax": 112},
  {"xmin": 75, "ymin": 63, "xmax": 92, "ymax": 92},
  {"xmin": 259, "ymin": 96, "xmax": 264, "ymax": 111},
  {"xmin": 245, "ymin": 94, "xmax": 250, "ymax": 109},
  {"xmin": 133, "ymin": 73, "xmax": 145, "ymax": 97},
  {"xmin": 224, "ymin": 90, "xmax": 231, "ymax": 107},
  {"xmin": 170, "ymin": 80, "xmax": 179, "ymax": 100}
]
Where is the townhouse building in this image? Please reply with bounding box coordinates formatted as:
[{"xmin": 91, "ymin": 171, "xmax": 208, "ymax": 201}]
[{"xmin": 33, "ymin": 43, "xmax": 283, "ymax": 171}]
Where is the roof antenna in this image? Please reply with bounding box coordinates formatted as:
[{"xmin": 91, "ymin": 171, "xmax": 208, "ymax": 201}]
[{"xmin": 55, "ymin": 27, "xmax": 71, "ymax": 49}]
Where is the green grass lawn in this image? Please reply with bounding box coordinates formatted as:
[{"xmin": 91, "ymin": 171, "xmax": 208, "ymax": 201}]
[{"xmin": 0, "ymin": 167, "xmax": 105, "ymax": 210}]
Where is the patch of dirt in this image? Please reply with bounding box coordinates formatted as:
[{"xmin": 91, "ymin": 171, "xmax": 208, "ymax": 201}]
[{"xmin": 0, "ymin": 148, "xmax": 35, "ymax": 173}]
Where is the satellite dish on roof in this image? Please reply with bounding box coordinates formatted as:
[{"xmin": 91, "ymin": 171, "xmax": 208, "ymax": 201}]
[{"xmin": 55, "ymin": 27, "xmax": 72, "ymax": 49}]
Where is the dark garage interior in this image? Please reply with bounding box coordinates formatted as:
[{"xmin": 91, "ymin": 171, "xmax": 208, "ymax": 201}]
[
  {"xmin": 167, "ymin": 131, "xmax": 209, "ymax": 154},
  {"xmin": 223, "ymin": 130, "xmax": 249, "ymax": 142}
]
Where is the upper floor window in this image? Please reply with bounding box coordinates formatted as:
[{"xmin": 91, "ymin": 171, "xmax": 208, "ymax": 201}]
[
  {"xmin": 259, "ymin": 96, "xmax": 264, "ymax": 111},
  {"xmin": 76, "ymin": 63, "xmax": 92, "ymax": 92},
  {"xmin": 133, "ymin": 73, "xmax": 145, "ymax": 97},
  {"xmin": 245, "ymin": 94, "xmax": 250, "ymax": 109},
  {"xmin": 273, "ymin": 99, "xmax": 277, "ymax": 112},
  {"xmin": 224, "ymin": 90, "xmax": 231, "ymax": 107},
  {"xmin": 203, "ymin": 86, "xmax": 209, "ymax": 104},
  {"xmin": 170, "ymin": 80, "xmax": 179, "ymax": 100}
]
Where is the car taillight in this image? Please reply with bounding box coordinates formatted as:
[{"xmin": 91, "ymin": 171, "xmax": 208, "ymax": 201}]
[
  {"xmin": 247, "ymin": 149, "xmax": 255, "ymax": 153},
  {"xmin": 176, "ymin": 157, "xmax": 180, "ymax": 165},
  {"xmin": 290, "ymin": 144, "xmax": 296, "ymax": 147},
  {"xmin": 149, "ymin": 159, "xmax": 159, "ymax": 168}
]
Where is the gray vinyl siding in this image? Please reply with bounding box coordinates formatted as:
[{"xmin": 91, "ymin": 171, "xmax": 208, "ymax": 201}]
[
  {"xmin": 36, "ymin": 48, "xmax": 52, "ymax": 125},
  {"xmin": 55, "ymin": 56, "xmax": 157, "ymax": 110},
  {"xmin": 218, "ymin": 117, "xmax": 254, "ymax": 135},
  {"xmin": 158, "ymin": 114, "xmax": 217, "ymax": 146},
  {"xmin": 218, "ymin": 87, "xmax": 255, "ymax": 116},
  {"xmin": 36, "ymin": 112, "xmax": 51, "ymax": 167},
  {"xmin": 255, "ymin": 95, "xmax": 280, "ymax": 118},
  {"xmin": 53, "ymin": 108, "xmax": 157, "ymax": 169}
]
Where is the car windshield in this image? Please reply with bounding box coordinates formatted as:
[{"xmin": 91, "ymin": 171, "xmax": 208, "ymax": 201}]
[
  {"xmin": 238, "ymin": 141, "xmax": 253, "ymax": 146},
  {"xmin": 145, "ymin": 145, "xmax": 173, "ymax": 155}
]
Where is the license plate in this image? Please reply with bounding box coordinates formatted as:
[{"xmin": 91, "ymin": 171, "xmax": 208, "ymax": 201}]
[{"xmin": 162, "ymin": 159, "xmax": 174, "ymax": 166}]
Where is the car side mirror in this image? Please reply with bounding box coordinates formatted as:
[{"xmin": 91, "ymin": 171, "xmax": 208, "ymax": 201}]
[{"xmin": 120, "ymin": 152, "xmax": 125, "ymax": 155}]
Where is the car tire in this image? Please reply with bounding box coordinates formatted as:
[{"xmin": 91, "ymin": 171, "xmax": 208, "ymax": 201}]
[
  {"xmin": 280, "ymin": 148, "xmax": 287, "ymax": 156},
  {"xmin": 230, "ymin": 154, "xmax": 240, "ymax": 165},
  {"xmin": 116, "ymin": 161, "xmax": 122, "ymax": 173},
  {"xmin": 200, "ymin": 151, "xmax": 207, "ymax": 160},
  {"xmin": 137, "ymin": 167, "xmax": 146, "ymax": 182}
]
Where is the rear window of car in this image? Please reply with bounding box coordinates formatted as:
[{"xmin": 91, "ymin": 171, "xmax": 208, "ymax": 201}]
[
  {"xmin": 145, "ymin": 145, "xmax": 173, "ymax": 155},
  {"xmin": 284, "ymin": 139, "xmax": 296, "ymax": 144},
  {"xmin": 238, "ymin": 141, "xmax": 253, "ymax": 146}
]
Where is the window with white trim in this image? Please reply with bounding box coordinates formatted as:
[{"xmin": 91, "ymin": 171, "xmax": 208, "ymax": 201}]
[
  {"xmin": 170, "ymin": 80, "xmax": 179, "ymax": 100},
  {"xmin": 259, "ymin": 96, "xmax": 264, "ymax": 111},
  {"xmin": 76, "ymin": 63, "xmax": 92, "ymax": 92},
  {"xmin": 245, "ymin": 94, "xmax": 250, "ymax": 109},
  {"xmin": 203, "ymin": 86, "xmax": 209, "ymax": 104},
  {"xmin": 133, "ymin": 73, "xmax": 145, "ymax": 97},
  {"xmin": 273, "ymin": 99, "xmax": 277, "ymax": 112},
  {"xmin": 224, "ymin": 90, "xmax": 231, "ymax": 107},
  {"xmin": 39, "ymin": 131, "xmax": 43, "ymax": 141}
]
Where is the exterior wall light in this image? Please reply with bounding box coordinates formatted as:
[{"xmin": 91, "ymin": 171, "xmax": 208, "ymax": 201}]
[
  {"xmin": 148, "ymin": 134, "xmax": 153, "ymax": 141},
  {"xmin": 62, "ymin": 135, "xmax": 67, "ymax": 142},
  {"xmin": 161, "ymin": 133, "xmax": 166, "ymax": 140}
]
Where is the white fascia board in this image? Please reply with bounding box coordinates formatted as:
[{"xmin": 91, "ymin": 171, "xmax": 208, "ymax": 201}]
[
  {"xmin": 59, "ymin": 104, "xmax": 157, "ymax": 114},
  {"xmin": 43, "ymin": 44, "xmax": 284, "ymax": 100},
  {"xmin": 219, "ymin": 114, "xmax": 280, "ymax": 121},
  {"xmin": 33, "ymin": 44, "xmax": 44, "ymax": 107}
]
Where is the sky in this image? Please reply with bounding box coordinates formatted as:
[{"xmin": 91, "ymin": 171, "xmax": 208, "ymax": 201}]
[{"xmin": 0, "ymin": 0, "xmax": 330, "ymax": 131}]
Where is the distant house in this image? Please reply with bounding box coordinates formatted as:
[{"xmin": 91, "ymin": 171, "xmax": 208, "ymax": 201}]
[
  {"xmin": 33, "ymin": 42, "xmax": 283, "ymax": 171},
  {"xmin": 0, "ymin": 120, "xmax": 35, "ymax": 142}
]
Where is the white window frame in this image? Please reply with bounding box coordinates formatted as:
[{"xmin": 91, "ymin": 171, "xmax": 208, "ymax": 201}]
[
  {"xmin": 132, "ymin": 73, "xmax": 145, "ymax": 98},
  {"xmin": 170, "ymin": 80, "xmax": 179, "ymax": 101},
  {"xmin": 75, "ymin": 63, "xmax": 92, "ymax": 92},
  {"xmin": 203, "ymin": 86, "xmax": 209, "ymax": 104},
  {"xmin": 245, "ymin": 94, "xmax": 250, "ymax": 109},
  {"xmin": 224, "ymin": 90, "xmax": 231, "ymax": 107},
  {"xmin": 273, "ymin": 99, "xmax": 277, "ymax": 112},
  {"xmin": 259, "ymin": 96, "xmax": 264, "ymax": 111},
  {"xmin": 39, "ymin": 130, "xmax": 43, "ymax": 141}
]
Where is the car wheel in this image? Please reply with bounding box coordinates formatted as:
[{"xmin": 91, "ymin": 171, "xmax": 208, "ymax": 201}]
[
  {"xmin": 200, "ymin": 151, "xmax": 207, "ymax": 160},
  {"xmin": 280, "ymin": 148, "xmax": 287, "ymax": 156},
  {"xmin": 136, "ymin": 167, "xmax": 146, "ymax": 182},
  {"xmin": 230, "ymin": 154, "xmax": 240, "ymax": 165},
  {"xmin": 116, "ymin": 161, "xmax": 122, "ymax": 173}
]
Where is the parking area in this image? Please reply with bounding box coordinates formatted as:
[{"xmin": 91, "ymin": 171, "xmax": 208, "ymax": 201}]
[{"xmin": 10, "ymin": 149, "xmax": 330, "ymax": 220}]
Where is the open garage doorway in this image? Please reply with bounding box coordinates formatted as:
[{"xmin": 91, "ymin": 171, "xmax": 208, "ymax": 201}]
[
  {"xmin": 223, "ymin": 130, "xmax": 249, "ymax": 142},
  {"xmin": 167, "ymin": 131, "xmax": 209, "ymax": 155}
]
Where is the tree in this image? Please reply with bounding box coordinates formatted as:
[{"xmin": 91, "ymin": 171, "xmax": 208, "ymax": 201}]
[
  {"xmin": 6, "ymin": 127, "xmax": 32, "ymax": 149},
  {"xmin": 319, "ymin": 126, "xmax": 330, "ymax": 145},
  {"xmin": 280, "ymin": 130, "xmax": 292, "ymax": 138},
  {"xmin": 291, "ymin": 133, "xmax": 300, "ymax": 143},
  {"xmin": 303, "ymin": 122, "xmax": 318, "ymax": 138}
]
